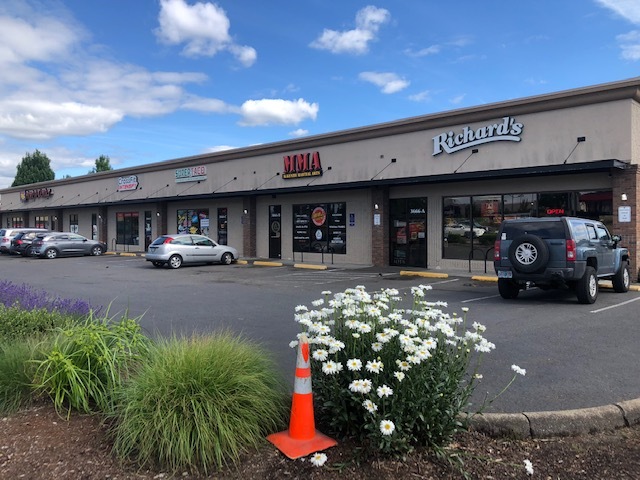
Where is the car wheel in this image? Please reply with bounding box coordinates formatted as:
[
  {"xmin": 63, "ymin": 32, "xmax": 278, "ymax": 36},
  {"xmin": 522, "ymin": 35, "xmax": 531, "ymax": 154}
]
[
  {"xmin": 508, "ymin": 234, "xmax": 549, "ymax": 273},
  {"xmin": 44, "ymin": 248, "xmax": 58, "ymax": 259},
  {"xmin": 91, "ymin": 245, "xmax": 104, "ymax": 256},
  {"xmin": 152, "ymin": 261, "xmax": 164, "ymax": 268},
  {"xmin": 497, "ymin": 279, "xmax": 520, "ymax": 299},
  {"xmin": 221, "ymin": 252, "xmax": 233, "ymax": 265},
  {"xmin": 612, "ymin": 262, "xmax": 630, "ymax": 293},
  {"xmin": 21, "ymin": 247, "xmax": 31, "ymax": 257},
  {"xmin": 168, "ymin": 254, "xmax": 183, "ymax": 269},
  {"xmin": 576, "ymin": 266, "xmax": 598, "ymax": 304}
]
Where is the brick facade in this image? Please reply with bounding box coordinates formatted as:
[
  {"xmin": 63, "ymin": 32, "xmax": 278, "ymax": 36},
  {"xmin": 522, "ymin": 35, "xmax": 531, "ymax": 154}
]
[
  {"xmin": 612, "ymin": 165, "xmax": 639, "ymax": 281},
  {"xmin": 371, "ymin": 187, "xmax": 389, "ymax": 267}
]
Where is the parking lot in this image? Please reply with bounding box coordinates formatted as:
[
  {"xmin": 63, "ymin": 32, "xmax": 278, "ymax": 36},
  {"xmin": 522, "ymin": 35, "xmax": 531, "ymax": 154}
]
[{"xmin": 1, "ymin": 252, "xmax": 639, "ymax": 415}]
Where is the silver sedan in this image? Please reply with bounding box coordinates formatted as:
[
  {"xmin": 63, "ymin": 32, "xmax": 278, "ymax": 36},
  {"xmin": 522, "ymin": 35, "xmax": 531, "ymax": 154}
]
[{"xmin": 145, "ymin": 234, "xmax": 239, "ymax": 269}]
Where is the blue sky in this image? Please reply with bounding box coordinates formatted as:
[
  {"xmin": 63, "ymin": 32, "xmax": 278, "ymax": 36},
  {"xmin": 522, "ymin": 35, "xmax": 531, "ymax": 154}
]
[{"xmin": 0, "ymin": 0, "xmax": 639, "ymax": 188}]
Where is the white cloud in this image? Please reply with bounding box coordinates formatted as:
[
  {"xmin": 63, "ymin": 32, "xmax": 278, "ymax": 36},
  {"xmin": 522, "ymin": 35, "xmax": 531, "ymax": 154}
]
[
  {"xmin": 156, "ymin": 0, "xmax": 256, "ymax": 66},
  {"xmin": 181, "ymin": 96, "xmax": 232, "ymax": 114},
  {"xmin": 595, "ymin": 0, "xmax": 640, "ymax": 23},
  {"xmin": 405, "ymin": 45, "xmax": 440, "ymax": 57},
  {"xmin": 359, "ymin": 72, "xmax": 409, "ymax": 94},
  {"xmin": 205, "ymin": 145, "xmax": 236, "ymax": 153},
  {"xmin": 408, "ymin": 90, "xmax": 431, "ymax": 102},
  {"xmin": 310, "ymin": 6, "xmax": 390, "ymax": 55},
  {"xmin": 450, "ymin": 94, "xmax": 466, "ymax": 105},
  {"xmin": 617, "ymin": 30, "xmax": 640, "ymax": 59},
  {"xmin": 289, "ymin": 128, "xmax": 309, "ymax": 137},
  {"xmin": 238, "ymin": 99, "xmax": 319, "ymax": 126}
]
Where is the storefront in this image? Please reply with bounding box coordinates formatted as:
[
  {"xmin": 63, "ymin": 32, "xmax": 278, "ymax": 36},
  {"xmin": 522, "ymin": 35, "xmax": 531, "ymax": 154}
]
[{"xmin": 1, "ymin": 78, "xmax": 638, "ymax": 277}]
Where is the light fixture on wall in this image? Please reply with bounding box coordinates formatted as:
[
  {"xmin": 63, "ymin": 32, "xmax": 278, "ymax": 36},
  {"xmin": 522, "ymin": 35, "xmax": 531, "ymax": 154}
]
[
  {"xmin": 563, "ymin": 136, "xmax": 586, "ymax": 164},
  {"xmin": 621, "ymin": 193, "xmax": 628, "ymax": 201},
  {"xmin": 371, "ymin": 158, "xmax": 397, "ymax": 180},
  {"xmin": 156, "ymin": 212, "xmax": 161, "ymax": 217},
  {"xmin": 374, "ymin": 203, "xmax": 379, "ymax": 210},
  {"xmin": 243, "ymin": 209, "xmax": 248, "ymax": 215},
  {"xmin": 453, "ymin": 148, "xmax": 478, "ymax": 174}
]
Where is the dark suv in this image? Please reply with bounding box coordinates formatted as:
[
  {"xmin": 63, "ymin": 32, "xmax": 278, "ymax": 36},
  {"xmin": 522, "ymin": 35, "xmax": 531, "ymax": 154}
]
[{"xmin": 493, "ymin": 217, "xmax": 631, "ymax": 304}]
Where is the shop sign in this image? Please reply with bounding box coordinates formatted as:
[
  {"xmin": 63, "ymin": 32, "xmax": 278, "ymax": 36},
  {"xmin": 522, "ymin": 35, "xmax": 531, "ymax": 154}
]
[
  {"xmin": 432, "ymin": 116, "xmax": 524, "ymax": 156},
  {"xmin": 282, "ymin": 151, "xmax": 323, "ymax": 179},
  {"xmin": 546, "ymin": 208, "xmax": 565, "ymax": 215},
  {"xmin": 117, "ymin": 175, "xmax": 139, "ymax": 192},
  {"xmin": 175, "ymin": 165, "xmax": 207, "ymax": 183},
  {"xmin": 20, "ymin": 187, "xmax": 53, "ymax": 202}
]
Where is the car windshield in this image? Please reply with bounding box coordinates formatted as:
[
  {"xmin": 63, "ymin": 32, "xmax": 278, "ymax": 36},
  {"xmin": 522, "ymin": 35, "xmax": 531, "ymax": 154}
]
[{"xmin": 501, "ymin": 221, "xmax": 564, "ymax": 239}]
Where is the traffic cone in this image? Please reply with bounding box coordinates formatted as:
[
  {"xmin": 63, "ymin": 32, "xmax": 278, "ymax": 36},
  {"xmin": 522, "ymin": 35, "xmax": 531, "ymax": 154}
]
[{"xmin": 267, "ymin": 334, "xmax": 337, "ymax": 459}]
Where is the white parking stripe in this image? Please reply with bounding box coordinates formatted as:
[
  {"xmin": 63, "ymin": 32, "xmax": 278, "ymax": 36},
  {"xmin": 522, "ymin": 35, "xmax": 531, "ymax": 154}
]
[
  {"xmin": 590, "ymin": 295, "xmax": 640, "ymax": 313},
  {"xmin": 461, "ymin": 294, "xmax": 502, "ymax": 303}
]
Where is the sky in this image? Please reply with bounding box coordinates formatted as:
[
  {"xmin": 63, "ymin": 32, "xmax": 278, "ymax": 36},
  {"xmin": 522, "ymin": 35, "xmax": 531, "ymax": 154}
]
[{"xmin": 1, "ymin": 0, "xmax": 640, "ymax": 188}]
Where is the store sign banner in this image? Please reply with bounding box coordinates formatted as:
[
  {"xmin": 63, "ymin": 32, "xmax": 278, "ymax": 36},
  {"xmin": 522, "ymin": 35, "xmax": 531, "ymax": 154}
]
[
  {"xmin": 117, "ymin": 175, "xmax": 139, "ymax": 192},
  {"xmin": 432, "ymin": 116, "xmax": 524, "ymax": 155},
  {"xmin": 20, "ymin": 187, "xmax": 53, "ymax": 202},
  {"xmin": 175, "ymin": 165, "xmax": 207, "ymax": 183},
  {"xmin": 282, "ymin": 151, "xmax": 323, "ymax": 179}
]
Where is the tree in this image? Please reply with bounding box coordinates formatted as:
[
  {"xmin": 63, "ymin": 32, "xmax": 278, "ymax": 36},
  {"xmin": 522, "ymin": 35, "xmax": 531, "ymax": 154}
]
[
  {"xmin": 89, "ymin": 155, "xmax": 113, "ymax": 173},
  {"xmin": 11, "ymin": 150, "xmax": 55, "ymax": 187}
]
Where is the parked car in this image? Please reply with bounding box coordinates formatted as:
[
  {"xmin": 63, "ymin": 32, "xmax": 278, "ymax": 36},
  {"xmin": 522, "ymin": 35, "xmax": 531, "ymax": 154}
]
[
  {"xmin": 30, "ymin": 233, "xmax": 107, "ymax": 259},
  {"xmin": 493, "ymin": 217, "xmax": 630, "ymax": 304},
  {"xmin": 0, "ymin": 228, "xmax": 49, "ymax": 254},
  {"xmin": 9, "ymin": 230, "xmax": 50, "ymax": 256},
  {"xmin": 444, "ymin": 221, "xmax": 486, "ymax": 238},
  {"xmin": 146, "ymin": 234, "xmax": 239, "ymax": 269}
]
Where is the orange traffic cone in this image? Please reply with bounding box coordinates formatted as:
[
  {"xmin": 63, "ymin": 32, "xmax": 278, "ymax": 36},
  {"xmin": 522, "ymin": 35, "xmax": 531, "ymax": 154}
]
[{"xmin": 267, "ymin": 334, "xmax": 337, "ymax": 459}]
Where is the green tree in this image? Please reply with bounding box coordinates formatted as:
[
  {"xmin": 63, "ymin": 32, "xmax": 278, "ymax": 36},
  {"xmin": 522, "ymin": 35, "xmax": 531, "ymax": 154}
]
[
  {"xmin": 89, "ymin": 155, "xmax": 113, "ymax": 174},
  {"xmin": 11, "ymin": 150, "xmax": 55, "ymax": 187}
]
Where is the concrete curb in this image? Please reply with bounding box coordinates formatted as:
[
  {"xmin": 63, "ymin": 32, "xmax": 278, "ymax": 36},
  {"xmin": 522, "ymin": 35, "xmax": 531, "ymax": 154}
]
[
  {"xmin": 294, "ymin": 263, "xmax": 328, "ymax": 270},
  {"xmin": 399, "ymin": 270, "xmax": 449, "ymax": 279},
  {"xmin": 468, "ymin": 398, "xmax": 640, "ymax": 438}
]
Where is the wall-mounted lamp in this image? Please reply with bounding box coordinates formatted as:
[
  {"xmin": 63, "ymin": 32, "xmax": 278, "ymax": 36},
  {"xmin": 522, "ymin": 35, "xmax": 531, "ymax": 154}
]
[
  {"xmin": 563, "ymin": 136, "xmax": 586, "ymax": 164},
  {"xmin": 156, "ymin": 212, "xmax": 161, "ymax": 217},
  {"xmin": 621, "ymin": 193, "xmax": 628, "ymax": 201},
  {"xmin": 371, "ymin": 158, "xmax": 397, "ymax": 181},
  {"xmin": 374, "ymin": 203, "xmax": 379, "ymax": 210},
  {"xmin": 243, "ymin": 209, "xmax": 248, "ymax": 215}
]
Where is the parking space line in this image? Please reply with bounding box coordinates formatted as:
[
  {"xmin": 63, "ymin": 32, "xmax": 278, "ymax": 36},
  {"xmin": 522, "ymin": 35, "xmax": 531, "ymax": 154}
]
[
  {"xmin": 461, "ymin": 294, "xmax": 502, "ymax": 303},
  {"xmin": 590, "ymin": 295, "xmax": 640, "ymax": 314}
]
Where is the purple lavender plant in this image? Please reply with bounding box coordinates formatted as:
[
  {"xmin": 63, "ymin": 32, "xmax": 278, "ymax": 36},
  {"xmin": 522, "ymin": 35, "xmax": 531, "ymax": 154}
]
[{"xmin": 0, "ymin": 280, "xmax": 100, "ymax": 317}]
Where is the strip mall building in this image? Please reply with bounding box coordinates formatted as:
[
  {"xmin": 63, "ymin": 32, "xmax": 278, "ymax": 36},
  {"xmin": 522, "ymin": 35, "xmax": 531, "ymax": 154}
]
[{"xmin": 1, "ymin": 78, "xmax": 639, "ymax": 277}]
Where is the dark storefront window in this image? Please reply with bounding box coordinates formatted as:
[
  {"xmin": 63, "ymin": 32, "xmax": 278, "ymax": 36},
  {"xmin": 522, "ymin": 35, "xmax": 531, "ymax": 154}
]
[
  {"xmin": 217, "ymin": 208, "xmax": 228, "ymax": 245},
  {"xmin": 390, "ymin": 198, "xmax": 427, "ymax": 267},
  {"xmin": 292, "ymin": 203, "xmax": 346, "ymax": 253},
  {"xmin": 69, "ymin": 214, "xmax": 78, "ymax": 233},
  {"xmin": 33, "ymin": 216, "xmax": 47, "ymax": 229},
  {"xmin": 116, "ymin": 212, "xmax": 139, "ymax": 245},
  {"xmin": 177, "ymin": 209, "xmax": 209, "ymax": 236},
  {"xmin": 443, "ymin": 190, "xmax": 612, "ymax": 261}
]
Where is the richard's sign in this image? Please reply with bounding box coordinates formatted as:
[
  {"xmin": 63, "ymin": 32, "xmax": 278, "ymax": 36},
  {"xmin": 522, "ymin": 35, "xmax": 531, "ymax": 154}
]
[
  {"xmin": 432, "ymin": 116, "xmax": 524, "ymax": 156},
  {"xmin": 282, "ymin": 151, "xmax": 322, "ymax": 179}
]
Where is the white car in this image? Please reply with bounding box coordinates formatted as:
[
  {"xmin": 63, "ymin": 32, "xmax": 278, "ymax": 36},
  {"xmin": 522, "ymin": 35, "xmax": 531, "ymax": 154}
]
[
  {"xmin": 444, "ymin": 222, "xmax": 486, "ymax": 238},
  {"xmin": 146, "ymin": 234, "xmax": 239, "ymax": 269}
]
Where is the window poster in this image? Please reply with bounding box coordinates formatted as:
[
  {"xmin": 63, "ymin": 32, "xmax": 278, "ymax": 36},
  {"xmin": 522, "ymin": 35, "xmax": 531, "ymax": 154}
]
[{"xmin": 177, "ymin": 209, "xmax": 209, "ymax": 235}]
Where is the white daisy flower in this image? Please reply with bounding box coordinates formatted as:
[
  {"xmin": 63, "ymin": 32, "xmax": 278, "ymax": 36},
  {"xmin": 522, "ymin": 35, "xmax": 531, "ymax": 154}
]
[
  {"xmin": 309, "ymin": 452, "xmax": 327, "ymax": 467},
  {"xmin": 511, "ymin": 364, "xmax": 526, "ymax": 376},
  {"xmin": 312, "ymin": 349, "xmax": 328, "ymax": 361},
  {"xmin": 363, "ymin": 399, "xmax": 378, "ymax": 413},
  {"xmin": 377, "ymin": 384, "xmax": 393, "ymax": 398},
  {"xmin": 379, "ymin": 420, "xmax": 395, "ymax": 436},
  {"xmin": 365, "ymin": 360, "xmax": 383, "ymax": 373},
  {"xmin": 322, "ymin": 361, "xmax": 342, "ymax": 375}
]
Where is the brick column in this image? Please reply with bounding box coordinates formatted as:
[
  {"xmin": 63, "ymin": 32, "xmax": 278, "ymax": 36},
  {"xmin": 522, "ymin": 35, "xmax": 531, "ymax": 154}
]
[
  {"xmin": 612, "ymin": 165, "xmax": 639, "ymax": 281},
  {"xmin": 371, "ymin": 187, "xmax": 389, "ymax": 267},
  {"xmin": 242, "ymin": 196, "xmax": 256, "ymax": 258}
]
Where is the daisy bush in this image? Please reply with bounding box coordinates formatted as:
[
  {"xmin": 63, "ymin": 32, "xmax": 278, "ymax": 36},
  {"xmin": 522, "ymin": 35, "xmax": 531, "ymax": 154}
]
[{"xmin": 292, "ymin": 285, "xmax": 501, "ymax": 456}]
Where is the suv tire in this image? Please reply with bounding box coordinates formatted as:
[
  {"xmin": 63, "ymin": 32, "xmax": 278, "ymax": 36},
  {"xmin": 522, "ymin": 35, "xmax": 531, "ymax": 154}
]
[
  {"xmin": 576, "ymin": 266, "xmax": 598, "ymax": 304},
  {"xmin": 498, "ymin": 279, "xmax": 520, "ymax": 299},
  {"xmin": 612, "ymin": 263, "xmax": 630, "ymax": 293},
  {"xmin": 508, "ymin": 234, "xmax": 549, "ymax": 273}
]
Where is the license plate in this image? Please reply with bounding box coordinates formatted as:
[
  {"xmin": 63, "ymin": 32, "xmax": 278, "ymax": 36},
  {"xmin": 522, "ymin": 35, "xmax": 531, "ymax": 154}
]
[{"xmin": 497, "ymin": 270, "xmax": 513, "ymax": 278}]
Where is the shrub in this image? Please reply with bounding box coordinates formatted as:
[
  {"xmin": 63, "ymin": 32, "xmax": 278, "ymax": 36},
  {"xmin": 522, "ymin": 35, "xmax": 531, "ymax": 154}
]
[
  {"xmin": 0, "ymin": 280, "xmax": 98, "ymax": 318},
  {"xmin": 110, "ymin": 332, "xmax": 288, "ymax": 474},
  {"xmin": 0, "ymin": 337, "xmax": 53, "ymax": 414},
  {"xmin": 0, "ymin": 305, "xmax": 77, "ymax": 342},
  {"xmin": 292, "ymin": 285, "xmax": 504, "ymax": 456},
  {"xmin": 31, "ymin": 313, "xmax": 149, "ymax": 417}
]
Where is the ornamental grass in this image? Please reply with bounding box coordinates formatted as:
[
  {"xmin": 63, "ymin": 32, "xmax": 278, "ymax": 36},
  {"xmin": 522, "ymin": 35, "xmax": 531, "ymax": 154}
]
[{"xmin": 109, "ymin": 332, "xmax": 288, "ymax": 474}]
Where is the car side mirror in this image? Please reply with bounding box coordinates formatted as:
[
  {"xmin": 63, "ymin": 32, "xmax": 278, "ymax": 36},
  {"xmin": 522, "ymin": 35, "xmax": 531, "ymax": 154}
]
[{"xmin": 612, "ymin": 234, "xmax": 622, "ymax": 242}]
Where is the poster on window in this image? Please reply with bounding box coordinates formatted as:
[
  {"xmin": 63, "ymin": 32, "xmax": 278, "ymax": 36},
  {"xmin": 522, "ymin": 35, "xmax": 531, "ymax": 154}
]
[
  {"xmin": 177, "ymin": 209, "xmax": 209, "ymax": 235},
  {"xmin": 293, "ymin": 203, "xmax": 346, "ymax": 253}
]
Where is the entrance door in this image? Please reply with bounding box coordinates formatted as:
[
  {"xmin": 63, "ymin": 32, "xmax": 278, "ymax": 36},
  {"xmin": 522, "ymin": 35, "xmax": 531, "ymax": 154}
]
[
  {"xmin": 269, "ymin": 205, "xmax": 281, "ymax": 259},
  {"xmin": 389, "ymin": 198, "xmax": 427, "ymax": 268}
]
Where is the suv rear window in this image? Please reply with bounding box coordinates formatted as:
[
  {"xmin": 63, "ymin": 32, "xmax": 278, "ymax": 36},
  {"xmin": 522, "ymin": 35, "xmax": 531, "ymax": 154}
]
[{"xmin": 501, "ymin": 221, "xmax": 565, "ymax": 240}]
